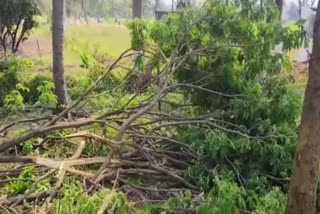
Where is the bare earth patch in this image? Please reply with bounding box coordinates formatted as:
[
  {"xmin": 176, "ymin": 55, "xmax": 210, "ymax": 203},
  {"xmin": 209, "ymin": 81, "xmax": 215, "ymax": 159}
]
[{"xmin": 20, "ymin": 36, "xmax": 52, "ymax": 58}]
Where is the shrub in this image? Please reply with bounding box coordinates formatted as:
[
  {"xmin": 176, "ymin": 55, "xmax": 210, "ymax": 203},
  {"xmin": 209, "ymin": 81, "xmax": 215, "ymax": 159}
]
[
  {"xmin": 4, "ymin": 83, "xmax": 29, "ymax": 112},
  {"xmin": 36, "ymin": 81, "xmax": 58, "ymax": 108},
  {"xmin": 0, "ymin": 56, "xmax": 35, "ymax": 106},
  {"xmin": 5, "ymin": 167, "xmax": 34, "ymax": 196},
  {"xmin": 25, "ymin": 74, "xmax": 53, "ymax": 103},
  {"xmin": 127, "ymin": 0, "xmax": 304, "ymax": 212},
  {"xmin": 52, "ymin": 180, "xmax": 132, "ymax": 214}
]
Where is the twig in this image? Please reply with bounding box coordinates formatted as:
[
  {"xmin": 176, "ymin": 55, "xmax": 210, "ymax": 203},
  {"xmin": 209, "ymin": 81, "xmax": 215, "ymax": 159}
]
[
  {"xmin": 10, "ymin": 169, "xmax": 56, "ymax": 207},
  {"xmin": 120, "ymin": 178, "xmax": 196, "ymax": 193},
  {"xmin": 170, "ymin": 83, "xmax": 246, "ymax": 98},
  {"xmin": 47, "ymin": 49, "xmax": 133, "ymax": 126},
  {"xmin": 46, "ymin": 140, "xmax": 85, "ymax": 204},
  {"xmin": 0, "ymin": 116, "xmax": 51, "ymax": 134},
  {"xmin": 150, "ymin": 164, "xmax": 198, "ymax": 190},
  {"xmin": 0, "ymin": 190, "xmax": 53, "ymax": 206},
  {"xmin": 97, "ymin": 169, "xmax": 120, "ymax": 214},
  {"xmin": 0, "ymin": 204, "xmax": 11, "ymax": 214}
]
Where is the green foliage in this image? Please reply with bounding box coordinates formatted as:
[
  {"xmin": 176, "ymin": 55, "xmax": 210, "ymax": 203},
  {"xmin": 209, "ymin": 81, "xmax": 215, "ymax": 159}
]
[
  {"xmin": 197, "ymin": 179, "xmax": 246, "ymax": 214},
  {"xmin": 197, "ymin": 180, "xmax": 286, "ymax": 214},
  {"xmin": 176, "ymin": 0, "xmax": 192, "ymax": 10},
  {"xmin": 52, "ymin": 180, "xmax": 132, "ymax": 214},
  {"xmin": 4, "ymin": 84, "xmax": 29, "ymax": 112},
  {"xmin": 80, "ymin": 52, "xmax": 93, "ymax": 69},
  {"xmin": 36, "ymin": 81, "xmax": 58, "ymax": 108},
  {"xmin": 26, "ymin": 74, "xmax": 53, "ymax": 103},
  {"xmin": 127, "ymin": 0, "xmax": 304, "ymax": 212},
  {"xmin": 0, "ymin": 57, "xmax": 59, "ymax": 110},
  {"xmin": 5, "ymin": 167, "xmax": 34, "ymax": 196},
  {"xmin": 0, "ymin": 56, "xmax": 33, "ymax": 106},
  {"xmin": 128, "ymin": 19, "xmax": 148, "ymax": 51},
  {"xmin": 67, "ymin": 74, "xmax": 93, "ymax": 100},
  {"xmin": 166, "ymin": 191, "xmax": 194, "ymax": 210},
  {"xmin": 253, "ymin": 188, "xmax": 287, "ymax": 214},
  {"xmin": 128, "ymin": 19, "xmax": 149, "ymax": 73},
  {"xmin": 135, "ymin": 191, "xmax": 196, "ymax": 214},
  {"xmin": 22, "ymin": 139, "xmax": 35, "ymax": 154},
  {"xmin": 0, "ymin": 1, "xmax": 306, "ymax": 213},
  {"xmin": 0, "ymin": 0, "xmax": 40, "ymax": 52}
]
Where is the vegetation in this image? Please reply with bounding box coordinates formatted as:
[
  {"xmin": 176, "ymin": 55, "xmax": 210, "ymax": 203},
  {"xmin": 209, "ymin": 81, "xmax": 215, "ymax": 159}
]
[
  {"xmin": 0, "ymin": 0, "xmax": 319, "ymax": 214},
  {"xmin": 0, "ymin": 0, "xmax": 40, "ymax": 53}
]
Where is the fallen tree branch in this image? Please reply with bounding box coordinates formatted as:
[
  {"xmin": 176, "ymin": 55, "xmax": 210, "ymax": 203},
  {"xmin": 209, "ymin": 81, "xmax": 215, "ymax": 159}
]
[
  {"xmin": 10, "ymin": 169, "xmax": 56, "ymax": 207},
  {"xmin": 46, "ymin": 140, "xmax": 86, "ymax": 204},
  {"xmin": 97, "ymin": 169, "xmax": 120, "ymax": 214},
  {"xmin": 0, "ymin": 189, "xmax": 53, "ymax": 206},
  {"xmin": 47, "ymin": 49, "xmax": 133, "ymax": 126},
  {"xmin": 0, "ymin": 116, "xmax": 51, "ymax": 135}
]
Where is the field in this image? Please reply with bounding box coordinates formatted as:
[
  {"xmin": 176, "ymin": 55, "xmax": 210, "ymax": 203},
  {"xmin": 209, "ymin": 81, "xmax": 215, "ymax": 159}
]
[{"xmin": 20, "ymin": 23, "xmax": 131, "ymax": 75}]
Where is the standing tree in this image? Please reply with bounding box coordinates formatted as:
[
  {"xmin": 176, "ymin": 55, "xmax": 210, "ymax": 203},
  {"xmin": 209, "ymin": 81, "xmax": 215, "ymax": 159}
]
[
  {"xmin": 286, "ymin": 2, "xmax": 320, "ymax": 214},
  {"xmin": 81, "ymin": 0, "xmax": 89, "ymax": 24},
  {"xmin": 132, "ymin": 0, "xmax": 143, "ymax": 18},
  {"xmin": 155, "ymin": 0, "xmax": 160, "ymax": 12},
  {"xmin": 172, "ymin": 0, "xmax": 175, "ymax": 11},
  {"xmin": 275, "ymin": 0, "xmax": 283, "ymax": 17},
  {"xmin": 52, "ymin": 0, "xmax": 68, "ymax": 107},
  {"xmin": 132, "ymin": 0, "xmax": 143, "ymax": 74},
  {"xmin": 0, "ymin": 0, "xmax": 40, "ymax": 53}
]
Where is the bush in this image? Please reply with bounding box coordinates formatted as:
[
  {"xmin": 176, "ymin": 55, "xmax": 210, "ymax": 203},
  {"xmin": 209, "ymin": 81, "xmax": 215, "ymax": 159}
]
[
  {"xmin": 0, "ymin": 56, "xmax": 34, "ymax": 106},
  {"xmin": 25, "ymin": 74, "xmax": 53, "ymax": 103},
  {"xmin": 5, "ymin": 167, "xmax": 34, "ymax": 196},
  {"xmin": 52, "ymin": 180, "xmax": 132, "ymax": 214},
  {"xmin": 126, "ymin": 0, "xmax": 305, "ymax": 212},
  {"xmin": 36, "ymin": 81, "xmax": 58, "ymax": 108}
]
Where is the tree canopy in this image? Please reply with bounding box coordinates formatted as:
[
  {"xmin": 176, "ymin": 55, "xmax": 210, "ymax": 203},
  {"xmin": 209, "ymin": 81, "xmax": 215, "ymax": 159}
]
[{"xmin": 0, "ymin": 0, "xmax": 40, "ymax": 53}]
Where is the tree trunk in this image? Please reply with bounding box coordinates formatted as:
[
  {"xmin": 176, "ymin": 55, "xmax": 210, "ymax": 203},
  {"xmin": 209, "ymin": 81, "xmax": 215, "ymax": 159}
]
[
  {"xmin": 286, "ymin": 2, "xmax": 320, "ymax": 214},
  {"xmin": 52, "ymin": 0, "xmax": 68, "ymax": 107},
  {"xmin": 172, "ymin": 0, "xmax": 175, "ymax": 12},
  {"xmin": 155, "ymin": 0, "xmax": 160, "ymax": 12},
  {"xmin": 81, "ymin": 0, "xmax": 88, "ymax": 24},
  {"xmin": 111, "ymin": 0, "xmax": 115, "ymax": 17},
  {"xmin": 132, "ymin": 0, "xmax": 143, "ymax": 19},
  {"xmin": 298, "ymin": 0, "xmax": 302, "ymax": 19},
  {"xmin": 275, "ymin": 0, "xmax": 283, "ymax": 18}
]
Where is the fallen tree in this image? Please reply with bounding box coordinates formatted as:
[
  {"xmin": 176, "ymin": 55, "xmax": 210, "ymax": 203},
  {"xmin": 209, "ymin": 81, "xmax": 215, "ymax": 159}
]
[{"xmin": 0, "ymin": 1, "xmax": 307, "ymax": 213}]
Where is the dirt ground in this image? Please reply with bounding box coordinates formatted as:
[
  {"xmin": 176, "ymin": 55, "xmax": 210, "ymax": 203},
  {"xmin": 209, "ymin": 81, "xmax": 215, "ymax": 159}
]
[{"xmin": 19, "ymin": 36, "xmax": 52, "ymax": 58}]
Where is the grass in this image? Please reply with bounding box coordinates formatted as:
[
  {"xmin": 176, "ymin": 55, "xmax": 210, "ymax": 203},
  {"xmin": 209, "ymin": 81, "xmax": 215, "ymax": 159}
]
[
  {"xmin": 22, "ymin": 23, "xmax": 131, "ymax": 77},
  {"xmin": 66, "ymin": 24, "xmax": 130, "ymax": 57}
]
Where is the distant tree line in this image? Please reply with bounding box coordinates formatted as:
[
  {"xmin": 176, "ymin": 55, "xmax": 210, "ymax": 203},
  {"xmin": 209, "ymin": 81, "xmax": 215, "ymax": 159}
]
[{"xmin": 35, "ymin": 0, "xmax": 171, "ymax": 20}]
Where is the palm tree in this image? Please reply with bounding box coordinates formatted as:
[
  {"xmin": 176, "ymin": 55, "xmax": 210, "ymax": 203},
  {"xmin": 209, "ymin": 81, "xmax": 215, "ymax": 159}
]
[
  {"xmin": 52, "ymin": 0, "xmax": 68, "ymax": 107},
  {"xmin": 155, "ymin": 0, "xmax": 160, "ymax": 12},
  {"xmin": 132, "ymin": 0, "xmax": 143, "ymax": 18},
  {"xmin": 275, "ymin": 0, "xmax": 283, "ymax": 17}
]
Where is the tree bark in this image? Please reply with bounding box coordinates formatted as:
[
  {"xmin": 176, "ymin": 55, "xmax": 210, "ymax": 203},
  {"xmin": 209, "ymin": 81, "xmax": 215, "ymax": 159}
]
[
  {"xmin": 52, "ymin": 0, "xmax": 68, "ymax": 107},
  {"xmin": 286, "ymin": 2, "xmax": 320, "ymax": 214},
  {"xmin": 132, "ymin": 0, "xmax": 143, "ymax": 19},
  {"xmin": 275, "ymin": 0, "xmax": 283, "ymax": 18},
  {"xmin": 81, "ymin": 0, "xmax": 88, "ymax": 24},
  {"xmin": 172, "ymin": 0, "xmax": 175, "ymax": 12},
  {"xmin": 155, "ymin": 0, "xmax": 160, "ymax": 12}
]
